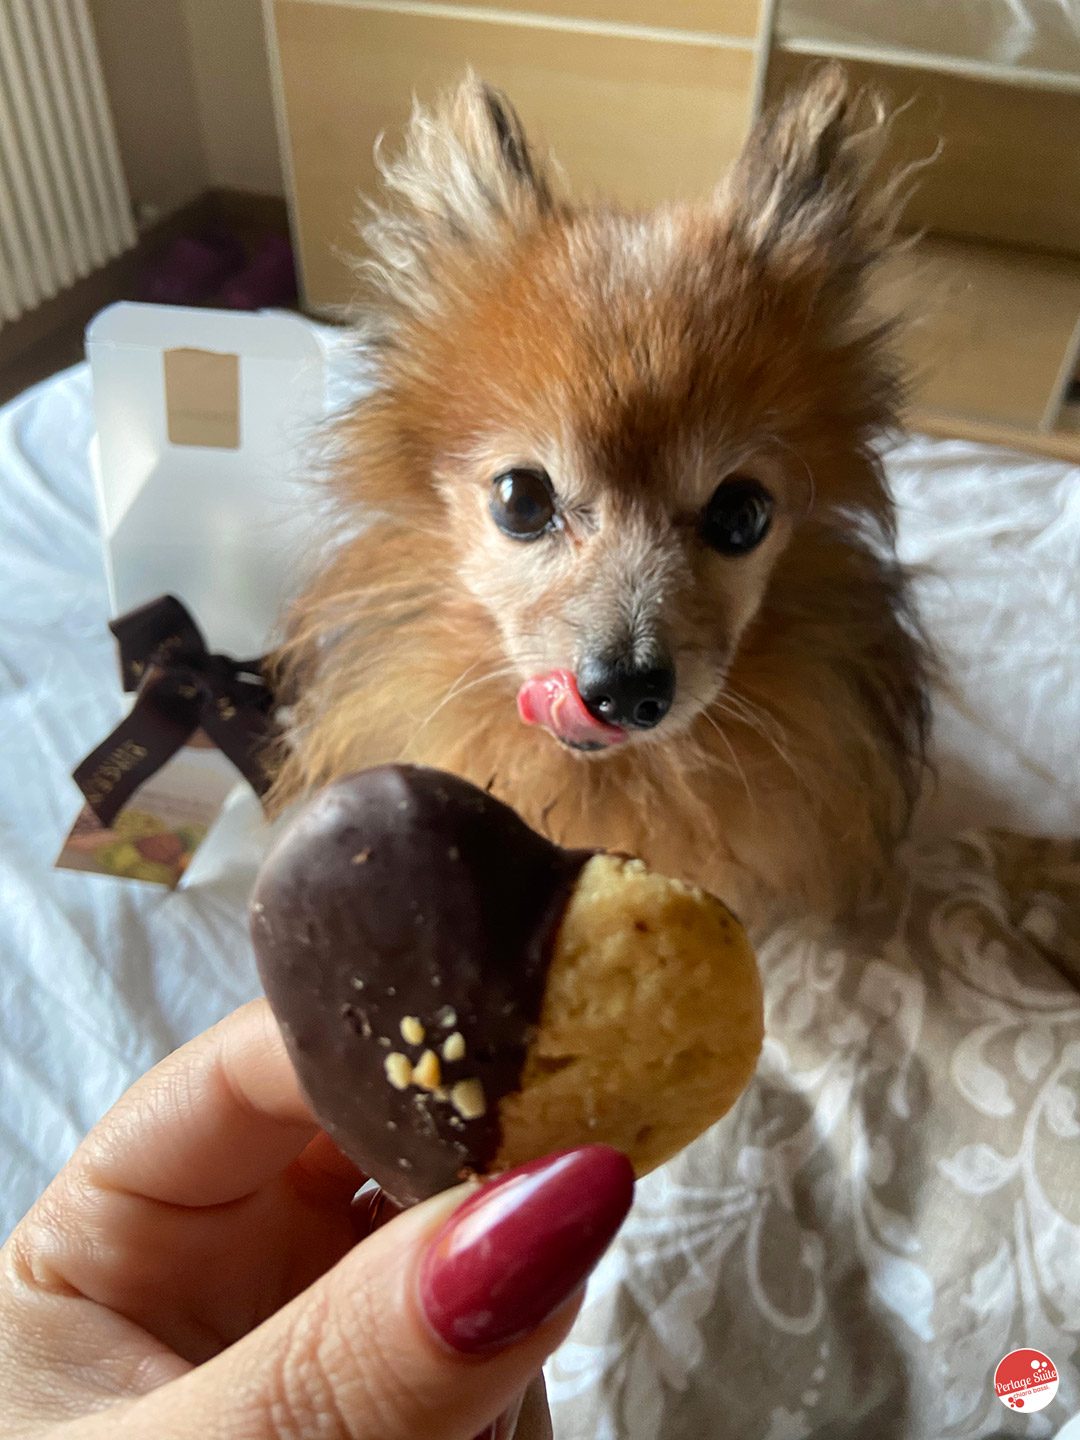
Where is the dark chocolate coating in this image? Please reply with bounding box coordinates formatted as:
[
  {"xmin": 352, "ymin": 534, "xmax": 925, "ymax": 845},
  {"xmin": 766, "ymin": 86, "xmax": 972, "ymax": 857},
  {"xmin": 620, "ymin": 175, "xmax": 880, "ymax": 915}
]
[{"xmin": 250, "ymin": 765, "xmax": 589, "ymax": 1205}]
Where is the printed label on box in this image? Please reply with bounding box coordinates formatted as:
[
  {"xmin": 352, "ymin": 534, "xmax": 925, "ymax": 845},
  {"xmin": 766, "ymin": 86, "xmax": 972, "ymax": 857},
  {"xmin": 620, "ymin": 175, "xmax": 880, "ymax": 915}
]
[{"xmin": 163, "ymin": 347, "xmax": 240, "ymax": 449}]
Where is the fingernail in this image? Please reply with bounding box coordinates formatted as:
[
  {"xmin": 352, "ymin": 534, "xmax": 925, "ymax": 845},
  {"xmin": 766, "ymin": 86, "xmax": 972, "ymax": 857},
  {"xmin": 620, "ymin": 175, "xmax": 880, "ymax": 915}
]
[{"xmin": 419, "ymin": 1146, "xmax": 634, "ymax": 1354}]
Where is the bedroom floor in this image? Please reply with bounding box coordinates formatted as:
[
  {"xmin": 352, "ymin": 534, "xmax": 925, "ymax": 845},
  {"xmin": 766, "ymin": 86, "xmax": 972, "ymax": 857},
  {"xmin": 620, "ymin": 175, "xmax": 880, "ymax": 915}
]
[{"xmin": 0, "ymin": 190, "xmax": 292, "ymax": 409}]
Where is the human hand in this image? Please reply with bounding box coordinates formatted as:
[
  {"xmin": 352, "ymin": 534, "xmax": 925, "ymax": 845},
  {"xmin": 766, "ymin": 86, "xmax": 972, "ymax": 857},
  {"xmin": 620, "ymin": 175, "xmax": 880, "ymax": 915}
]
[{"xmin": 0, "ymin": 1000, "xmax": 633, "ymax": 1440}]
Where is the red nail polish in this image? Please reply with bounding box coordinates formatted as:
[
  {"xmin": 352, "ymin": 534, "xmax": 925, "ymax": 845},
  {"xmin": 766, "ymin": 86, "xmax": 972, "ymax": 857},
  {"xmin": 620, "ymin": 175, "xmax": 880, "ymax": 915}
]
[{"xmin": 419, "ymin": 1146, "xmax": 634, "ymax": 1354}]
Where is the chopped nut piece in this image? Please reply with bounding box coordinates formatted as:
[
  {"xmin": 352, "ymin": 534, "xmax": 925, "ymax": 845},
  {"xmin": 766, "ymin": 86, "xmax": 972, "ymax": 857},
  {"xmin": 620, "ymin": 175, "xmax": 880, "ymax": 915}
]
[
  {"xmin": 442, "ymin": 1031, "xmax": 466, "ymax": 1062},
  {"xmin": 400, "ymin": 1015, "xmax": 425, "ymax": 1045},
  {"xmin": 384, "ymin": 1053, "xmax": 413, "ymax": 1090},
  {"xmin": 451, "ymin": 1078, "xmax": 486, "ymax": 1120},
  {"xmin": 413, "ymin": 1049, "xmax": 442, "ymax": 1091},
  {"xmin": 351, "ymin": 849, "xmax": 371, "ymax": 864}
]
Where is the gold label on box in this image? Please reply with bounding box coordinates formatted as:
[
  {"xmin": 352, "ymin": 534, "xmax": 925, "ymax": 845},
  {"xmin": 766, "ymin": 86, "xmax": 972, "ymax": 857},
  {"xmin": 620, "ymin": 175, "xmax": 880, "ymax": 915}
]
[{"xmin": 163, "ymin": 347, "xmax": 240, "ymax": 449}]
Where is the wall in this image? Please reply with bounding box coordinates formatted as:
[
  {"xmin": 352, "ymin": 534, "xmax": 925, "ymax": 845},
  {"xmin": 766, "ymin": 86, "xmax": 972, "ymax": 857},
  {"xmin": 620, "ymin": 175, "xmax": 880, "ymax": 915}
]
[
  {"xmin": 89, "ymin": 0, "xmax": 283, "ymax": 221},
  {"xmin": 182, "ymin": 0, "xmax": 284, "ymax": 197},
  {"xmin": 89, "ymin": 0, "xmax": 206, "ymax": 219}
]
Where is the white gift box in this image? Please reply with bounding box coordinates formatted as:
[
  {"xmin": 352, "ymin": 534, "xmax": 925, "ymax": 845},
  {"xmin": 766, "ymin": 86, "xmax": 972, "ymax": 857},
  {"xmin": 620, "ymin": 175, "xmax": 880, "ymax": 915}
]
[
  {"xmin": 63, "ymin": 303, "xmax": 334, "ymax": 887},
  {"xmin": 87, "ymin": 301, "xmax": 330, "ymax": 656}
]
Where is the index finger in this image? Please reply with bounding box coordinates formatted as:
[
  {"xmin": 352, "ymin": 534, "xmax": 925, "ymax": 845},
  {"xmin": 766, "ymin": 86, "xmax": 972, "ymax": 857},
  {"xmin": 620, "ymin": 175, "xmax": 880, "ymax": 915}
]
[{"xmin": 71, "ymin": 999, "xmax": 320, "ymax": 1208}]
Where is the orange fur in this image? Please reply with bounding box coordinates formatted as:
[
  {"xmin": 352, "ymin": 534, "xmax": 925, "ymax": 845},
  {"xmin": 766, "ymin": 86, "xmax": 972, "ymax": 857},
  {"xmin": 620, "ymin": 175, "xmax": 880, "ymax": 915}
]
[{"xmin": 270, "ymin": 67, "xmax": 930, "ymax": 933}]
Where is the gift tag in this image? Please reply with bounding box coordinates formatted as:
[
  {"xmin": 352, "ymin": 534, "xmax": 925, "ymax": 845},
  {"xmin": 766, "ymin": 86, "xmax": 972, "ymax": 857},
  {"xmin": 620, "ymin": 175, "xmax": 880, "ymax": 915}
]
[{"xmin": 57, "ymin": 740, "xmax": 236, "ymax": 888}]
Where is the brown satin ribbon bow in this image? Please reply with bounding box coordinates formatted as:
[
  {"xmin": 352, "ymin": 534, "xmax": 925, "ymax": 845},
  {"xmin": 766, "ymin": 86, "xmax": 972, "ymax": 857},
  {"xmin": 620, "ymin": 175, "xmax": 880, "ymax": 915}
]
[{"xmin": 73, "ymin": 595, "xmax": 278, "ymax": 827}]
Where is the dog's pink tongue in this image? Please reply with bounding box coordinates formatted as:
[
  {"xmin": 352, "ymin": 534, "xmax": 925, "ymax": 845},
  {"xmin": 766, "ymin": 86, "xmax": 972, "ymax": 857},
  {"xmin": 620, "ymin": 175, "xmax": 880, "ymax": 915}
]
[{"xmin": 516, "ymin": 669, "xmax": 626, "ymax": 747}]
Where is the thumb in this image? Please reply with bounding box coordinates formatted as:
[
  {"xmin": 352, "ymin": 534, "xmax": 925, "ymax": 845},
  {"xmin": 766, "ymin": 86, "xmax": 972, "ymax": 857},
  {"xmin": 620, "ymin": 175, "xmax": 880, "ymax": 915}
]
[{"xmin": 124, "ymin": 1146, "xmax": 632, "ymax": 1440}]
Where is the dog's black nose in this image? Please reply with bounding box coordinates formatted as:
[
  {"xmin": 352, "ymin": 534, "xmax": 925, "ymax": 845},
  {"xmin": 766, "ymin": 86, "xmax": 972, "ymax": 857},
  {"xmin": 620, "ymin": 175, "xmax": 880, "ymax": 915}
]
[{"xmin": 578, "ymin": 655, "xmax": 675, "ymax": 730}]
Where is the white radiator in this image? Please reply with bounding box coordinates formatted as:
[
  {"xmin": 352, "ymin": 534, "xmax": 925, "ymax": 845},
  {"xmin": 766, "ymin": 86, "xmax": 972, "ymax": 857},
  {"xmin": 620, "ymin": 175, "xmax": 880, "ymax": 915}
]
[{"xmin": 0, "ymin": 0, "xmax": 135, "ymax": 328}]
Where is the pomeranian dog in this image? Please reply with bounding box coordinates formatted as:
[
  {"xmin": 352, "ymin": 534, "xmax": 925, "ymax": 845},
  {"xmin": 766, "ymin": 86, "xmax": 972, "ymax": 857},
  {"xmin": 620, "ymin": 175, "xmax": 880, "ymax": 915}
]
[{"xmin": 270, "ymin": 65, "xmax": 930, "ymax": 932}]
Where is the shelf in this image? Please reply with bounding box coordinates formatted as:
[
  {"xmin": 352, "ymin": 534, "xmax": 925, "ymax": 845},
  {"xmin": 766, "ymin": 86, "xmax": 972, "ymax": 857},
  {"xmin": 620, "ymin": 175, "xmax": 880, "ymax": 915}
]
[
  {"xmin": 767, "ymin": 47, "xmax": 1080, "ymax": 262},
  {"xmin": 880, "ymin": 235, "xmax": 1080, "ymax": 440},
  {"xmin": 406, "ymin": 0, "xmax": 764, "ymax": 43},
  {"xmin": 775, "ymin": 35, "xmax": 1080, "ymax": 96}
]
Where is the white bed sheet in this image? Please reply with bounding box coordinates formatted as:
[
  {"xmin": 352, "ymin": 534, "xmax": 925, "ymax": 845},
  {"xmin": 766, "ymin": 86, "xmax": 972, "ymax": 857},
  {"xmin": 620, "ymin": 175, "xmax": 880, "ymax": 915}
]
[
  {"xmin": 0, "ymin": 362, "xmax": 264, "ymax": 1231},
  {"xmin": 1, "ymin": 358, "xmax": 1079, "ymax": 1413}
]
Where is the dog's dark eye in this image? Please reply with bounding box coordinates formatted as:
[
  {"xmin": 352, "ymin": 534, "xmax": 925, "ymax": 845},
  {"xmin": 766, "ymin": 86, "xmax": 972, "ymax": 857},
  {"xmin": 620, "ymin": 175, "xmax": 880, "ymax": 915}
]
[
  {"xmin": 490, "ymin": 468, "xmax": 556, "ymax": 541},
  {"xmin": 701, "ymin": 476, "xmax": 773, "ymax": 556}
]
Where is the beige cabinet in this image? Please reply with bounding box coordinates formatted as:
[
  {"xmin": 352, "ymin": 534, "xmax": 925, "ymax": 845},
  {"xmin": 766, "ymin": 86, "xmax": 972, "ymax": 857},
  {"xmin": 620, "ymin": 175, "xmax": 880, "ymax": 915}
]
[
  {"xmin": 268, "ymin": 0, "xmax": 1080, "ymax": 459},
  {"xmin": 269, "ymin": 0, "xmax": 767, "ymax": 310},
  {"xmin": 766, "ymin": 41, "xmax": 1080, "ymax": 459}
]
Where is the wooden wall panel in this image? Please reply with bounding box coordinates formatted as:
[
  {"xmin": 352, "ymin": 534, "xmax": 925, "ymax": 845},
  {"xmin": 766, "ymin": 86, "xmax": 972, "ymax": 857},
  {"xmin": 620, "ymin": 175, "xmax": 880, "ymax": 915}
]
[{"xmin": 273, "ymin": 0, "xmax": 756, "ymax": 309}]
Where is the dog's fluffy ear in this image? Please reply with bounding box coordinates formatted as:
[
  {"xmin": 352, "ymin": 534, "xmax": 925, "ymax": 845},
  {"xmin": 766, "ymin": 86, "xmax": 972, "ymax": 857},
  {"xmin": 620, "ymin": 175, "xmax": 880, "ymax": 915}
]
[
  {"xmin": 720, "ymin": 64, "xmax": 896, "ymax": 290},
  {"xmin": 359, "ymin": 73, "xmax": 554, "ymax": 330}
]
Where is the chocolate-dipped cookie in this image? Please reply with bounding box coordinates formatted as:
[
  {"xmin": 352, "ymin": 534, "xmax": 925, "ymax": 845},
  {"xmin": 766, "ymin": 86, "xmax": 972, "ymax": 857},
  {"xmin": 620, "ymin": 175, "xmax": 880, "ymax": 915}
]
[{"xmin": 251, "ymin": 765, "xmax": 762, "ymax": 1206}]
